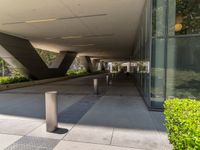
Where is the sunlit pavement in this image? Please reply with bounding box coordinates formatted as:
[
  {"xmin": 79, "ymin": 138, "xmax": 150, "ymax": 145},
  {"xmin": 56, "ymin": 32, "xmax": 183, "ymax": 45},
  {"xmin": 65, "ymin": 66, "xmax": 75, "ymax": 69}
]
[{"xmin": 0, "ymin": 74, "xmax": 172, "ymax": 150}]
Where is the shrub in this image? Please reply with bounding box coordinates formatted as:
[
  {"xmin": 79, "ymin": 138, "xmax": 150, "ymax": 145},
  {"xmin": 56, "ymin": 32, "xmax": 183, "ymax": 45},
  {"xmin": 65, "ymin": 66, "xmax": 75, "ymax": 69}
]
[
  {"xmin": 0, "ymin": 76, "xmax": 30, "ymax": 85},
  {"xmin": 67, "ymin": 69, "xmax": 89, "ymax": 76},
  {"xmin": 164, "ymin": 98, "xmax": 200, "ymax": 150}
]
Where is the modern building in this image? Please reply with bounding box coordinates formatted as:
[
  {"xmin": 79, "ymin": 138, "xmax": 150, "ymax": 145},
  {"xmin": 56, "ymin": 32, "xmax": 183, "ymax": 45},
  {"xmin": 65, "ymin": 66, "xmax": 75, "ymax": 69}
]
[{"xmin": 0, "ymin": 0, "xmax": 199, "ymax": 109}]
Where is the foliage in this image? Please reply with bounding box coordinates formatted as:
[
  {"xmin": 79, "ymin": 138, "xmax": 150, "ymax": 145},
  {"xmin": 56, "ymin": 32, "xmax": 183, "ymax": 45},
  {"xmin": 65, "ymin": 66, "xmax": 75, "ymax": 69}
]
[
  {"xmin": 176, "ymin": 0, "xmax": 200, "ymax": 35},
  {"xmin": 35, "ymin": 48, "xmax": 58, "ymax": 66},
  {"xmin": 153, "ymin": 0, "xmax": 200, "ymax": 35},
  {"xmin": 0, "ymin": 76, "xmax": 30, "ymax": 85},
  {"xmin": 164, "ymin": 98, "xmax": 200, "ymax": 150},
  {"xmin": 67, "ymin": 69, "xmax": 89, "ymax": 76}
]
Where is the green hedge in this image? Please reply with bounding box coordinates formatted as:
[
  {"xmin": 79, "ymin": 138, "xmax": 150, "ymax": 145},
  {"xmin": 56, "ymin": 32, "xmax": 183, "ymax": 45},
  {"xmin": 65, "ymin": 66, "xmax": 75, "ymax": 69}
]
[
  {"xmin": 164, "ymin": 98, "xmax": 200, "ymax": 150},
  {"xmin": 0, "ymin": 76, "xmax": 30, "ymax": 85},
  {"xmin": 67, "ymin": 70, "xmax": 89, "ymax": 76}
]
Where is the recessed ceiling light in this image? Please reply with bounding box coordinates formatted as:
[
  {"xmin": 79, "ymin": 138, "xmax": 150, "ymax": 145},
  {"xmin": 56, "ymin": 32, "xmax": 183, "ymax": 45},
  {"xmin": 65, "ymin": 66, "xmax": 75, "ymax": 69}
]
[
  {"xmin": 85, "ymin": 34, "xmax": 114, "ymax": 38},
  {"xmin": 2, "ymin": 14, "xmax": 107, "ymax": 25},
  {"xmin": 61, "ymin": 36, "xmax": 82, "ymax": 39},
  {"xmin": 44, "ymin": 33, "xmax": 114, "ymax": 41},
  {"xmin": 72, "ymin": 44, "xmax": 95, "ymax": 47},
  {"xmin": 25, "ymin": 18, "xmax": 57, "ymax": 23}
]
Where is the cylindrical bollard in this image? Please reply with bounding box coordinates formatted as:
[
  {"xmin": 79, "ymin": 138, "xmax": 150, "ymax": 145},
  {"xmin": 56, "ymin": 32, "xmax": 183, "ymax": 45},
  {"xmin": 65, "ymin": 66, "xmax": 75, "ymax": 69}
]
[
  {"xmin": 112, "ymin": 73, "xmax": 114, "ymax": 78},
  {"xmin": 106, "ymin": 75, "xmax": 109, "ymax": 86},
  {"xmin": 45, "ymin": 91, "xmax": 58, "ymax": 132},
  {"xmin": 93, "ymin": 79, "xmax": 98, "ymax": 95}
]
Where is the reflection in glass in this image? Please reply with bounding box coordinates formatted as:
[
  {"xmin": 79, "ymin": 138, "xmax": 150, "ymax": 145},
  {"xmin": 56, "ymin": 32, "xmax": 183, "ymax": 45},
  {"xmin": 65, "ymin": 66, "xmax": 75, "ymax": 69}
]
[
  {"xmin": 152, "ymin": 0, "xmax": 166, "ymax": 37},
  {"xmin": 167, "ymin": 36, "xmax": 200, "ymax": 99},
  {"xmin": 151, "ymin": 38, "xmax": 165, "ymax": 107},
  {"xmin": 169, "ymin": 0, "xmax": 200, "ymax": 35}
]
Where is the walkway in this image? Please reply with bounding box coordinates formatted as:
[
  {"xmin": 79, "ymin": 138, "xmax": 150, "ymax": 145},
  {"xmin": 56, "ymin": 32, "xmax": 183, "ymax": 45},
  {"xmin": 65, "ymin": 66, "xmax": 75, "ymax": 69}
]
[{"xmin": 0, "ymin": 74, "xmax": 171, "ymax": 150}]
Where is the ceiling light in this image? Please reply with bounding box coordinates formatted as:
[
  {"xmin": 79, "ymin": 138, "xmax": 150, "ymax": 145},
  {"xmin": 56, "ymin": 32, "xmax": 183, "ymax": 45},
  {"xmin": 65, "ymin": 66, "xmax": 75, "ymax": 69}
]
[
  {"xmin": 2, "ymin": 14, "xmax": 107, "ymax": 25},
  {"xmin": 58, "ymin": 14, "xmax": 107, "ymax": 20},
  {"xmin": 45, "ymin": 33, "xmax": 114, "ymax": 41},
  {"xmin": 72, "ymin": 44, "xmax": 95, "ymax": 47},
  {"xmin": 85, "ymin": 34, "xmax": 114, "ymax": 38},
  {"xmin": 25, "ymin": 18, "xmax": 57, "ymax": 23},
  {"xmin": 61, "ymin": 36, "xmax": 82, "ymax": 39}
]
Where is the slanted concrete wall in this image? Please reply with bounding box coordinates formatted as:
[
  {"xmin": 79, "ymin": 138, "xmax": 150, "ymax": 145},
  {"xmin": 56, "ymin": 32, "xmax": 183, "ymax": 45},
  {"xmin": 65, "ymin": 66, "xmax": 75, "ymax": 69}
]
[
  {"xmin": 0, "ymin": 32, "xmax": 76, "ymax": 79},
  {"xmin": 79, "ymin": 56, "xmax": 95, "ymax": 73}
]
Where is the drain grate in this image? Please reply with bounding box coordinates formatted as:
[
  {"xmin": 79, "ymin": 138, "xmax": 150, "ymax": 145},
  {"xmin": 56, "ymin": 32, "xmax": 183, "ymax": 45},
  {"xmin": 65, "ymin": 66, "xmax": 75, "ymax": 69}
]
[{"xmin": 5, "ymin": 136, "xmax": 59, "ymax": 150}]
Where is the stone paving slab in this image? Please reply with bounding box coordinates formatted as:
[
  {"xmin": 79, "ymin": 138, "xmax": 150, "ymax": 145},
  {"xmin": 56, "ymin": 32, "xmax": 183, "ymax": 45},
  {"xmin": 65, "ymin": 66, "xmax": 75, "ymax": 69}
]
[
  {"xmin": 58, "ymin": 95, "xmax": 100, "ymax": 124},
  {"xmin": 0, "ymin": 134, "xmax": 22, "ymax": 150},
  {"xmin": 0, "ymin": 119, "xmax": 43, "ymax": 136},
  {"xmin": 54, "ymin": 140, "xmax": 141, "ymax": 150},
  {"xmin": 64, "ymin": 125, "xmax": 113, "ymax": 145},
  {"xmin": 112, "ymin": 129, "xmax": 166, "ymax": 150}
]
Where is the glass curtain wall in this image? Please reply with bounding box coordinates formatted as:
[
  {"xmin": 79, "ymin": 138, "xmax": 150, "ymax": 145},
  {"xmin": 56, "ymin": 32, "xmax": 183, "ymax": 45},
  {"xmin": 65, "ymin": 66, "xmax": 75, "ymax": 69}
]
[
  {"xmin": 133, "ymin": 0, "xmax": 151, "ymax": 107},
  {"xmin": 151, "ymin": 0, "xmax": 167, "ymax": 108},
  {"xmin": 167, "ymin": 0, "xmax": 200, "ymax": 99},
  {"xmin": 151, "ymin": 0, "xmax": 200, "ymax": 109}
]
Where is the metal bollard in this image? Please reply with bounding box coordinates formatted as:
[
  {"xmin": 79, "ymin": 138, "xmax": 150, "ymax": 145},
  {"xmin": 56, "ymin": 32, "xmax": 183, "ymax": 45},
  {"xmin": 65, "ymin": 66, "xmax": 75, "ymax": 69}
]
[
  {"xmin": 45, "ymin": 91, "xmax": 58, "ymax": 132},
  {"xmin": 112, "ymin": 73, "xmax": 114, "ymax": 78},
  {"xmin": 93, "ymin": 79, "xmax": 98, "ymax": 95},
  {"xmin": 106, "ymin": 75, "xmax": 109, "ymax": 86}
]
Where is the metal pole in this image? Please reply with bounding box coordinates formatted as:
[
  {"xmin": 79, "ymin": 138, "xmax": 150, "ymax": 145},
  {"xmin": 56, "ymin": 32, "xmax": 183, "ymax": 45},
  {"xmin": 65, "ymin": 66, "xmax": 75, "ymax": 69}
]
[
  {"xmin": 106, "ymin": 75, "xmax": 109, "ymax": 86},
  {"xmin": 45, "ymin": 91, "xmax": 58, "ymax": 132},
  {"xmin": 93, "ymin": 79, "xmax": 98, "ymax": 95}
]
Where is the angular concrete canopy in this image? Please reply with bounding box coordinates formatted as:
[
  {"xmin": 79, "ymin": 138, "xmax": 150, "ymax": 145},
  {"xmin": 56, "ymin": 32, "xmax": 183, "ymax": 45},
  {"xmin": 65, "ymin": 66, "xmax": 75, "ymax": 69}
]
[
  {"xmin": 0, "ymin": 0, "xmax": 146, "ymax": 61},
  {"xmin": 0, "ymin": 32, "xmax": 77, "ymax": 79}
]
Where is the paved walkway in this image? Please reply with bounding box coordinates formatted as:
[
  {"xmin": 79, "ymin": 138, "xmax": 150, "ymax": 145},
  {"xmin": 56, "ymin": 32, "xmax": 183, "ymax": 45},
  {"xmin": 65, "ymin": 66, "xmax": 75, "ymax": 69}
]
[{"xmin": 0, "ymin": 74, "xmax": 171, "ymax": 150}]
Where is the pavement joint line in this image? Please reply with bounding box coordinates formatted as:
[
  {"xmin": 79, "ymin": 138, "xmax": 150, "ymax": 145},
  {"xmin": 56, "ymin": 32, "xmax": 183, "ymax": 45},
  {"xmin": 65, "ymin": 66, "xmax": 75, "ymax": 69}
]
[
  {"xmin": 62, "ymin": 139, "xmax": 147, "ymax": 150},
  {"xmin": 0, "ymin": 132, "xmax": 23, "ymax": 137},
  {"xmin": 109, "ymin": 127, "xmax": 115, "ymax": 145},
  {"xmin": 25, "ymin": 122, "xmax": 46, "ymax": 136},
  {"xmin": 111, "ymin": 143, "xmax": 149, "ymax": 150},
  {"xmin": 63, "ymin": 139, "xmax": 111, "ymax": 146}
]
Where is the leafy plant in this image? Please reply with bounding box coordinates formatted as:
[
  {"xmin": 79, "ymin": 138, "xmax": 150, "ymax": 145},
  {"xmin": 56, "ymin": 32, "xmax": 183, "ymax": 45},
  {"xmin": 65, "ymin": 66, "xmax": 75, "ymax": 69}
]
[
  {"xmin": 164, "ymin": 98, "xmax": 200, "ymax": 150},
  {"xmin": 0, "ymin": 76, "xmax": 30, "ymax": 85},
  {"xmin": 35, "ymin": 48, "xmax": 58, "ymax": 66},
  {"xmin": 67, "ymin": 69, "xmax": 89, "ymax": 76}
]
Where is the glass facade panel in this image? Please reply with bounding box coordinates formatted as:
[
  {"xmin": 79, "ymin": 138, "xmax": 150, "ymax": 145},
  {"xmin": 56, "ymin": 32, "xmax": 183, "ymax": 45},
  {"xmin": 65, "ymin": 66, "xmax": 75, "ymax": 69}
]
[
  {"xmin": 168, "ymin": 0, "xmax": 200, "ymax": 36},
  {"xmin": 152, "ymin": 0, "xmax": 166, "ymax": 37},
  {"xmin": 151, "ymin": 38, "xmax": 165, "ymax": 108},
  {"xmin": 166, "ymin": 36, "xmax": 200, "ymax": 99},
  {"xmin": 133, "ymin": 0, "xmax": 151, "ymax": 107},
  {"xmin": 150, "ymin": 0, "xmax": 200, "ymax": 109}
]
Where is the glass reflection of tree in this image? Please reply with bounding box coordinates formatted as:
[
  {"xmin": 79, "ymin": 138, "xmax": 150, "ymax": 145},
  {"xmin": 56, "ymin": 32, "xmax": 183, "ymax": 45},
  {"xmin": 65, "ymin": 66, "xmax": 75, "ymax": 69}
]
[{"xmin": 176, "ymin": 0, "xmax": 200, "ymax": 35}]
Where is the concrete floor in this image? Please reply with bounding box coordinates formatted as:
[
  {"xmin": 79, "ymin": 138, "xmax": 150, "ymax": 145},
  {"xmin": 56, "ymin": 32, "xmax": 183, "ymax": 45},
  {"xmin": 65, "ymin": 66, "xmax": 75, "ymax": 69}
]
[{"xmin": 0, "ymin": 74, "xmax": 172, "ymax": 150}]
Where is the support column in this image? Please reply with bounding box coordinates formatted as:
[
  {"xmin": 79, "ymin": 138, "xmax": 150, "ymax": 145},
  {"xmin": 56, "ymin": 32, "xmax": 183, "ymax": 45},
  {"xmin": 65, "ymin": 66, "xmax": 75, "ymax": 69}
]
[
  {"xmin": 118, "ymin": 65, "xmax": 121, "ymax": 72},
  {"xmin": 97, "ymin": 61, "xmax": 105, "ymax": 71},
  {"xmin": 109, "ymin": 62, "xmax": 113, "ymax": 73},
  {"xmin": 127, "ymin": 62, "xmax": 131, "ymax": 73},
  {"xmin": 0, "ymin": 32, "xmax": 76, "ymax": 79},
  {"xmin": 92, "ymin": 59, "xmax": 100, "ymax": 71},
  {"xmin": 79, "ymin": 56, "xmax": 94, "ymax": 73}
]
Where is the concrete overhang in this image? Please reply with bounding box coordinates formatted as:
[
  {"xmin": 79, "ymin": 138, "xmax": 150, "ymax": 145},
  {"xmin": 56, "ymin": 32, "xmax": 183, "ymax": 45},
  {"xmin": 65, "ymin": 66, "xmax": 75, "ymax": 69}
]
[{"xmin": 0, "ymin": 0, "xmax": 146, "ymax": 61}]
